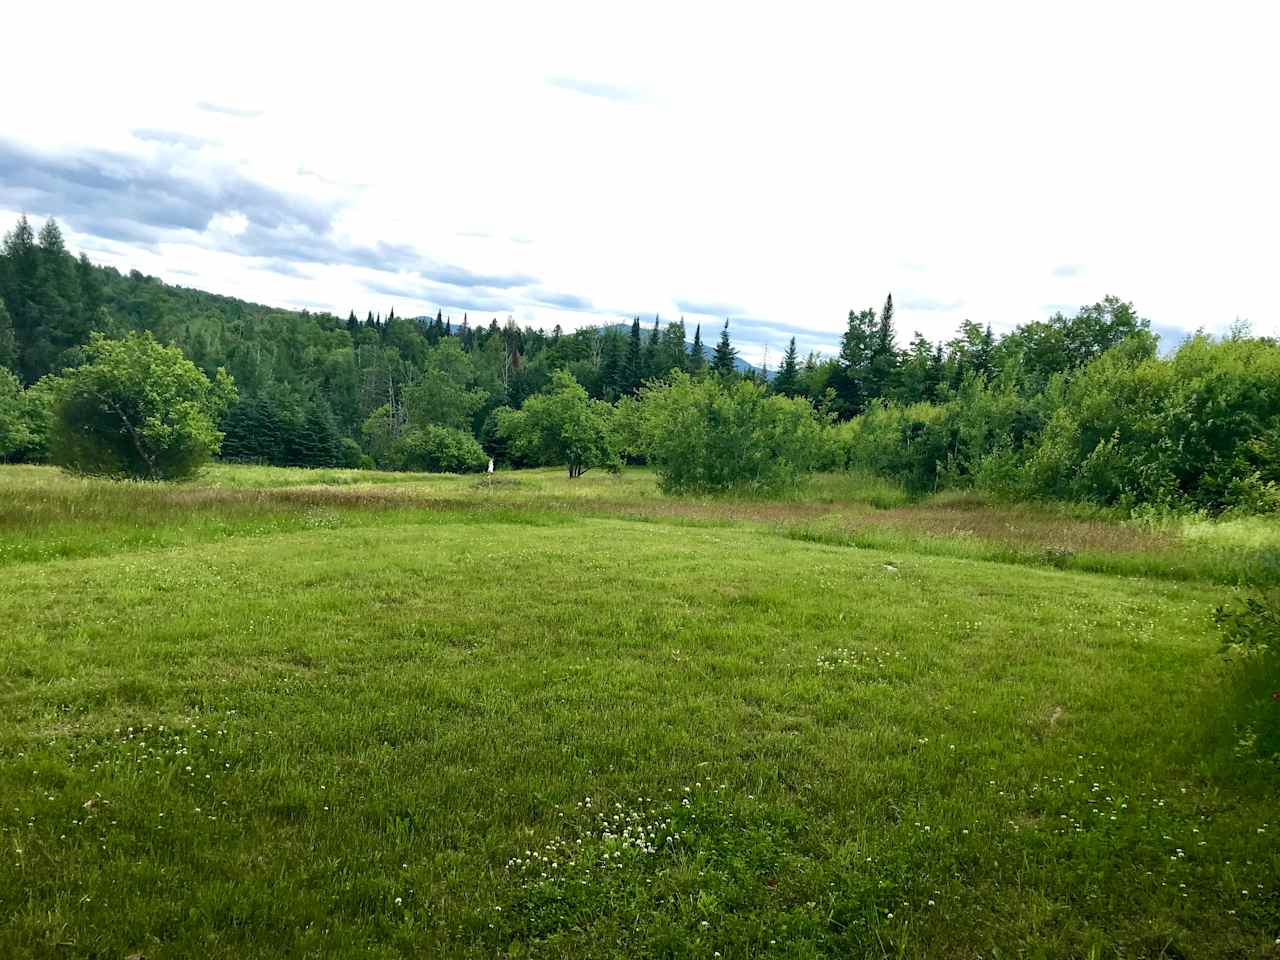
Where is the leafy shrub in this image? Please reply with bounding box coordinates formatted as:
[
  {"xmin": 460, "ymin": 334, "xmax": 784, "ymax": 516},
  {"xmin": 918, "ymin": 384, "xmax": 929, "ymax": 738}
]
[
  {"xmin": 629, "ymin": 372, "xmax": 828, "ymax": 494},
  {"xmin": 497, "ymin": 371, "xmax": 618, "ymax": 478},
  {"xmin": 1214, "ymin": 591, "xmax": 1279, "ymax": 761},
  {"xmin": 338, "ymin": 437, "xmax": 363, "ymax": 469},
  {"xmin": 47, "ymin": 332, "xmax": 236, "ymax": 481},
  {"xmin": 0, "ymin": 370, "xmax": 56, "ymax": 462},
  {"xmin": 390, "ymin": 424, "xmax": 487, "ymax": 473},
  {"xmin": 1025, "ymin": 335, "xmax": 1280, "ymax": 514}
]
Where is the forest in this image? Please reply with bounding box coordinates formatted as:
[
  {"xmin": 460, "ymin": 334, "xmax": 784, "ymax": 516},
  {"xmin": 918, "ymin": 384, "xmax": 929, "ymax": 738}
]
[{"xmin": 2, "ymin": 213, "xmax": 1279, "ymax": 515}]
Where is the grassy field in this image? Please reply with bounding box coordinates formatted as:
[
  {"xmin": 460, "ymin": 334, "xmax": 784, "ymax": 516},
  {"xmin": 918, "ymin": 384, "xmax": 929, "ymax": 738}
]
[{"xmin": 1, "ymin": 464, "xmax": 1277, "ymax": 958}]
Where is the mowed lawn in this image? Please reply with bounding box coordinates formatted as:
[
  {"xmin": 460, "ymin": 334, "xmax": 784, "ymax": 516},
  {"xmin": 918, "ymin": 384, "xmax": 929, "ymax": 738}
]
[{"xmin": 0, "ymin": 466, "xmax": 1277, "ymax": 958}]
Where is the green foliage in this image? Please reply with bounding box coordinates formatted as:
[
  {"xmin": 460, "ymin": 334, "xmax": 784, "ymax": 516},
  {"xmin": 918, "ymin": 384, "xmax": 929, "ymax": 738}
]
[
  {"xmin": 401, "ymin": 338, "xmax": 486, "ymax": 431},
  {"xmin": 1214, "ymin": 591, "xmax": 1280, "ymax": 761},
  {"xmin": 772, "ymin": 337, "xmax": 801, "ymax": 397},
  {"xmin": 389, "ymin": 424, "xmax": 488, "ymax": 473},
  {"xmin": 0, "ymin": 301, "xmax": 16, "ymax": 371},
  {"xmin": 709, "ymin": 320, "xmax": 737, "ymax": 378},
  {"xmin": 46, "ymin": 332, "xmax": 236, "ymax": 481},
  {"xmin": 1024, "ymin": 334, "xmax": 1280, "ymax": 513},
  {"xmin": 497, "ymin": 370, "xmax": 618, "ymax": 477},
  {"xmin": 837, "ymin": 376, "xmax": 1035, "ymax": 494},
  {"xmin": 337, "ymin": 436, "xmax": 364, "ymax": 468},
  {"xmin": 631, "ymin": 372, "xmax": 829, "ymax": 493},
  {"xmin": 0, "ymin": 368, "xmax": 32, "ymax": 460}
]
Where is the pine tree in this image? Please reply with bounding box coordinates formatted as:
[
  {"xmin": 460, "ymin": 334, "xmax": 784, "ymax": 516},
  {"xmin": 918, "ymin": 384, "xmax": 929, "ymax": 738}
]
[
  {"xmin": 347, "ymin": 310, "xmax": 359, "ymax": 338},
  {"xmin": 710, "ymin": 320, "xmax": 738, "ymax": 377},
  {"xmin": 773, "ymin": 337, "xmax": 800, "ymax": 396}
]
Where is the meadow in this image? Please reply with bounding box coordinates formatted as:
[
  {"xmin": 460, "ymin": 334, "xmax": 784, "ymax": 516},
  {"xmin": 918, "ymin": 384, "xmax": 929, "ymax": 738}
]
[{"xmin": 1, "ymin": 464, "xmax": 1277, "ymax": 958}]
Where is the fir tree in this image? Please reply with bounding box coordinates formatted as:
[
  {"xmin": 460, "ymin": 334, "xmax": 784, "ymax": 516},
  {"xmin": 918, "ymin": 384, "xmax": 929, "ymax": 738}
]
[
  {"xmin": 599, "ymin": 330, "xmax": 625, "ymax": 400},
  {"xmin": 773, "ymin": 337, "xmax": 800, "ymax": 396},
  {"xmin": 866, "ymin": 292, "xmax": 899, "ymax": 401},
  {"xmin": 689, "ymin": 324, "xmax": 706, "ymax": 371},
  {"xmin": 833, "ymin": 306, "xmax": 877, "ymax": 416},
  {"xmin": 0, "ymin": 300, "xmax": 16, "ymax": 371},
  {"xmin": 624, "ymin": 317, "xmax": 644, "ymax": 393},
  {"xmin": 710, "ymin": 320, "xmax": 738, "ymax": 377},
  {"xmin": 643, "ymin": 315, "xmax": 660, "ymax": 379}
]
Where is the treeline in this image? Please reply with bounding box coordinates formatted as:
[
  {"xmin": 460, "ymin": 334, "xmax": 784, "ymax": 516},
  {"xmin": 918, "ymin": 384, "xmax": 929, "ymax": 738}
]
[
  {"xmin": 0, "ymin": 216, "xmax": 754, "ymax": 470},
  {"xmin": 3, "ymin": 215, "xmax": 1279, "ymax": 514}
]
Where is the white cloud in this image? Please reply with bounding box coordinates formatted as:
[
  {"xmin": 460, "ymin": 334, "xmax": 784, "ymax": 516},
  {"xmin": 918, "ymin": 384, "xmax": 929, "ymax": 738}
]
[{"xmin": 3, "ymin": 0, "xmax": 1278, "ymax": 362}]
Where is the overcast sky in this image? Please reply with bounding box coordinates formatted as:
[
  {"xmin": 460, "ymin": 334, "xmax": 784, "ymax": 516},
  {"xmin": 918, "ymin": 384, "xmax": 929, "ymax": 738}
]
[{"xmin": 3, "ymin": 2, "xmax": 1277, "ymax": 363}]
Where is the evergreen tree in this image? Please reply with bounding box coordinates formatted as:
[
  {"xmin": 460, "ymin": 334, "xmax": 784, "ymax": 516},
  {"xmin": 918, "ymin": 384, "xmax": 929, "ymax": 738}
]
[
  {"xmin": 710, "ymin": 320, "xmax": 738, "ymax": 377},
  {"xmin": 689, "ymin": 324, "xmax": 706, "ymax": 371},
  {"xmin": 865, "ymin": 292, "xmax": 899, "ymax": 400},
  {"xmin": 599, "ymin": 329, "xmax": 625, "ymax": 399},
  {"xmin": 643, "ymin": 315, "xmax": 661, "ymax": 379},
  {"xmin": 624, "ymin": 317, "xmax": 644, "ymax": 393},
  {"xmin": 1, "ymin": 216, "xmax": 40, "ymax": 382},
  {"xmin": 0, "ymin": 300, "xmax": 16, "ymax": 371},
  {"xmin": 773, "ymin": 337, "xmax": 800, "ymax": 396},
  {"xmin": 833, "ymin": 307, "xmax": 877, "ymax": 415}
]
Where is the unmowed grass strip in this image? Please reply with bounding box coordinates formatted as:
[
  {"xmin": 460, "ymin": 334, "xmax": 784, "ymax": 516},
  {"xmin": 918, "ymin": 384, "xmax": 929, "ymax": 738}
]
[{"xmin": 0, "ymin": 498, "xmax": 1277, "ymax": 958}]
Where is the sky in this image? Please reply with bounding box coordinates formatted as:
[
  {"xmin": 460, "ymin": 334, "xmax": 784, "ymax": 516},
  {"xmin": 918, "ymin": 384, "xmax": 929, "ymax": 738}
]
[{"xmin": 2, "ymin": 1, "xmax": 1277, "ymax": 364}]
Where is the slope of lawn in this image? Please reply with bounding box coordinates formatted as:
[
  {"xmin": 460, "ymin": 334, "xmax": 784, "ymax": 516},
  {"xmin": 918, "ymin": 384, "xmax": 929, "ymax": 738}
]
[{"xmin": 0, "ymin": 464, "xmax": 1277, "ymax": 958}]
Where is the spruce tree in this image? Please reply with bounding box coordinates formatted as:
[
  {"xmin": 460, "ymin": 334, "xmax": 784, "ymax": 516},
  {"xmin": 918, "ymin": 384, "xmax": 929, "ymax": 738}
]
[
  {"xmin": 643, "ymin": 315, "xmax": 660, "ymax": 379},
  {"xmin": 0, "ymin": 300, "xmax": 16, "ymax": 371},
  {"xmin": 773, "ymin": 337, "xmax": 800, "ymax": 396},
  {"xmin": 866, "ymin": 292, "xmax": 899, "ymax": 401},
  {"xmin": 710, "ymin": 320, "xmax": 738, "ymax": 377},
  {"xmin": 689, "ymin": 324, "xmax": 705, "ymax": 371},
  {"xmin": 624, "ymin": 317, "xmax": 643, "ymax": 393},
  {"xmin": 1, "ymin": 216, "xmax": 39, "ymax": 381},
  {"xmin": 834, "ymin": 307, "xmax": 877, "ymax": 416},
  {"xmin": 599, "ymin": 330, "xmax": 624, "ymax": 399}
]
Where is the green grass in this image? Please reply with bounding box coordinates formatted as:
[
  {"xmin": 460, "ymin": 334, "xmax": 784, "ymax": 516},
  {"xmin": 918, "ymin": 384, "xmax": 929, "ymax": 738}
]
[{"xmin": 1, "ymin": 464, "xmax": 1277, "ymax": 958}]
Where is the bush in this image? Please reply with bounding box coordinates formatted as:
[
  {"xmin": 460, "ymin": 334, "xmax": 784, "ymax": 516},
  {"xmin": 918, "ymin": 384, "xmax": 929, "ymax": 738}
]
[
  {"xmin": 630, "ymin": 372, "xmax": 828, "ymax": 494},
  {"xmin": 0, "ymin": 370, "xmax": 56, "ymax": 462},
  {"xmin": 1025, "ymin": 335, "xmax": 1280, "ymax": 514},
  {"xmin": 338, "ymin": 437, "xmax": 364, "ymax": 468},
  {"xmin": 497, "ymin": 371, "xmax": 619, "ymax": 478},
  {"xmin": 1214, "ymin": 591, "xmax": 1280, "ymax": 762},
  {"xmin": 390, "ymin": 425, "xmax": 487, "ymax": 473},
  {"xmin": 47, "ymin": 332, "xmax": 236, "ymax": 481}
]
